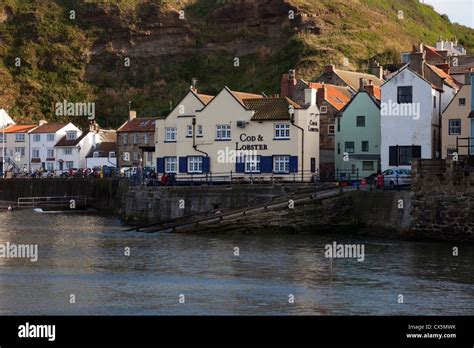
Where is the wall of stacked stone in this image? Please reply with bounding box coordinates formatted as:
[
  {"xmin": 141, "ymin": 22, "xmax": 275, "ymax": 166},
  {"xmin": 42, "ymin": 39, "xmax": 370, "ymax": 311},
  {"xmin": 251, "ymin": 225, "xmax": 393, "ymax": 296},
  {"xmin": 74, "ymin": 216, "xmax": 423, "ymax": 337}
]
[{"xmin": 411, "ymin": 159, "xmax": 474, "ymax": 241}]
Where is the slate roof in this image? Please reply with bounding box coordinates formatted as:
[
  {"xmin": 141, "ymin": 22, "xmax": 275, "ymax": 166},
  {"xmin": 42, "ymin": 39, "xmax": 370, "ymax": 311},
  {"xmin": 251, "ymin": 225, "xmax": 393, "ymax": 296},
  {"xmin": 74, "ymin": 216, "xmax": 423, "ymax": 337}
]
[
  {"xmin": 332, "ymin": 69, "xmax": 384, "ymax": 90},
  {"xmin": 55, "ymin": 131, "xmax": 89, "ymax": 147},
  {"xmin": 30, "ymin": 123, "xmax": 67, "ymax": 133},
  {"xmin": 86, "ymin": 142, "xmax": 117, "ymax": 158}
]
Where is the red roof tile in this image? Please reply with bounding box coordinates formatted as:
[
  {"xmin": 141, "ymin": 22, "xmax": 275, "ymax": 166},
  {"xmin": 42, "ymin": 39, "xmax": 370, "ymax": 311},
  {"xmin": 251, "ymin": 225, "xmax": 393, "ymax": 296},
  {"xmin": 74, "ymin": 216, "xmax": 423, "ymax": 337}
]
[
  {"xmin": 117, "ymin": 118, "xmax": 157, "ymax": 132},
  {"xmin": 307, "ymin": 83, "xmax": 351, "ymax": 110},
  {"xmin": 2, "ymin": 125, "xmax": 36, "ymax": 133}
]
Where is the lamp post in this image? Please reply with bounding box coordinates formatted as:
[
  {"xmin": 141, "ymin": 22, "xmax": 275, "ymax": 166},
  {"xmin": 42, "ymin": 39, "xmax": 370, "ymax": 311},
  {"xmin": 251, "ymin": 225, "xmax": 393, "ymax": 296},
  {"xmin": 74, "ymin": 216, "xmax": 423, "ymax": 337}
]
[{"xmin": 289, "ymin": 105, "xmax": 304, "ymax": 183}]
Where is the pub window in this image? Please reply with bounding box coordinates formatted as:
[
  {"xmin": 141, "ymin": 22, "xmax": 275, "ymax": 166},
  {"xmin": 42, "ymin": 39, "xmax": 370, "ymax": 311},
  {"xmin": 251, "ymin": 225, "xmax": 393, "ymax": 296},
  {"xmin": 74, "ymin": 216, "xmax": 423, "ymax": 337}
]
[
  {"xmin": 188, "ymin": 156, "xmax": 203, "ymax": 173},
  {"xmin": 216, "ymin": 124, "xmax": 231, "ymax": 140},
  {"xmin": 165, "ymin": 157, "xmax": 178, "ymax": 173},
  {"xmin": 274, "ymin": 124, "xmax": 290, "ymax": 139},
  {"xmin": 273, "ymin": 155, "xmax": 290, "ymax": 173},
  {"xmin": 244, "ymin": 155, "xmax": 261, "ymax": 173},
  {"xmin": 165, "ymin": 127, "xmax": 177, "ymax": 142}
]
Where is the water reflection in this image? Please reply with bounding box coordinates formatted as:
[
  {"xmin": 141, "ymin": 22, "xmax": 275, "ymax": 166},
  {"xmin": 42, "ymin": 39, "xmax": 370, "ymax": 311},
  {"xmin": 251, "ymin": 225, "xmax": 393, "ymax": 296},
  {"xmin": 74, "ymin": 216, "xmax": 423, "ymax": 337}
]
[{"xmin": 0, "ymin": 210, "xmax": 472, "ymax": 315}]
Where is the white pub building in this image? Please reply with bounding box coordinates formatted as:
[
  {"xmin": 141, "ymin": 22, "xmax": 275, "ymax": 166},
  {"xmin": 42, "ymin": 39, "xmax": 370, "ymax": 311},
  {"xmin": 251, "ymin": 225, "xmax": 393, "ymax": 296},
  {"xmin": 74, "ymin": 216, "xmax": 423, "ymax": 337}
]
[{"xmin": 155, "ymin": 87, "xmax": 320, "ymax": 182}]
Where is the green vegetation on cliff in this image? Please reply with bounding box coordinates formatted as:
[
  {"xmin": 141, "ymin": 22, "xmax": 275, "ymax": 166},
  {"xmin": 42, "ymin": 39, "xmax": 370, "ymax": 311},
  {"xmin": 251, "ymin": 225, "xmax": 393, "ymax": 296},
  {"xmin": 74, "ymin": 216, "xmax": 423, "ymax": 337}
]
[{"xmin": 0, "ymin": 0, "xmax": 473, "ymax": 128}]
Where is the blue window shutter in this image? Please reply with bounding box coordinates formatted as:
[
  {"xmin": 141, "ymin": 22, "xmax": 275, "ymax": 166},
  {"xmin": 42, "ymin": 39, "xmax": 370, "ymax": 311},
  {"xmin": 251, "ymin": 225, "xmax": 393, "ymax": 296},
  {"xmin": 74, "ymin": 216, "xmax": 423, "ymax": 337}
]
[
  {"xmin": 261, "ymin": 156, "xmax": 273, "ymax": 173},
  {"xmin": 157, "ymin": 158, "xmax": 164, "ymax": 173},
  {"xmin": 179, "ymin": 157, "xmax": 187, "ymax": 173},
  {"xmin": 290, "ymin": 156, "xmax": 298, "ymax": 173},
  {"xmin": 236, "ymin": 157, "xmax": 244, "ymax": 173},
  {"xmin": 202, "ymin": 157, "xmax": 210, "ymax": 173}
]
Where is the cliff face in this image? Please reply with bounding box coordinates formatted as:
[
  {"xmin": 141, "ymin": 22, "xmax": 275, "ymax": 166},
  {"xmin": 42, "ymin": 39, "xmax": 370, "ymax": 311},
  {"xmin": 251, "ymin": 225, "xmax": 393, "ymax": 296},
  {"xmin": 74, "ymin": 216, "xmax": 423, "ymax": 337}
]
[{"xmin": 0, "ymin": 0, "xmax": 473, "ymax": 127}]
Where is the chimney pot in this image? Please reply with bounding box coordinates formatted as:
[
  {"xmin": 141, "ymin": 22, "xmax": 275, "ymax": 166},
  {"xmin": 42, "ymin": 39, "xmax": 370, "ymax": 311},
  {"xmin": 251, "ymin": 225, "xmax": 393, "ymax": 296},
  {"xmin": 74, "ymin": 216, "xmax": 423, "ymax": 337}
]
[
  {"xmin": 39, "ymin": 120, "xmax": 48, "ymax": 126},
  {"xmin": 129, "ymin": 110, "xmax": 137, "ymax": 121}
]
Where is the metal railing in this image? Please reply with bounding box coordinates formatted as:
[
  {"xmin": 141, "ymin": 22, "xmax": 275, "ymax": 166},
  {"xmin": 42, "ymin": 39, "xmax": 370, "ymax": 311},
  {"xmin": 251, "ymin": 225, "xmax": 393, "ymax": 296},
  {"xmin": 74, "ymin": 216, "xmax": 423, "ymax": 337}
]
[
  {"xmin": 17, "ymin": 195, "xmax": 87, "ymax": 209},
  {"xmin": 129, "ymin": 170, "xmax": 320, "ymax": 187}
]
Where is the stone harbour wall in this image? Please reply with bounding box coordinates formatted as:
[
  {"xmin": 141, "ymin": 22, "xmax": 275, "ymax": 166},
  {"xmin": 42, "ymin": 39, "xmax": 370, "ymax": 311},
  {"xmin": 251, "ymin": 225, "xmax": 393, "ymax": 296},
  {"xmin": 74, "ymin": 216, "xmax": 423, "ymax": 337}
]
[{"xmin": 411, "ymin": 159, "xmax": 474, "ymax": 241}]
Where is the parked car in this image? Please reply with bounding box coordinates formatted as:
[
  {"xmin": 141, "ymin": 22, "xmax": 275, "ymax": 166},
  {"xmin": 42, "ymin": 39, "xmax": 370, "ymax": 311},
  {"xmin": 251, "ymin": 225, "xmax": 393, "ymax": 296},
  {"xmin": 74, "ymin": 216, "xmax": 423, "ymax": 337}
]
[{"xmin": 382, "ymin": 169, "xmax": 411, "ymax": 189}]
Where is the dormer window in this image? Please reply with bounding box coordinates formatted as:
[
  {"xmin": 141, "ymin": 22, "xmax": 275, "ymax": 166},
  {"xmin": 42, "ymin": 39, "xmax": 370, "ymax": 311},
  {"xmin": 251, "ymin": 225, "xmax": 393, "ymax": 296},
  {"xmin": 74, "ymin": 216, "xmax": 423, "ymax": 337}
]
[
  {"xmin": 66, "ymin": 131, "xmax": 77, "ymax": 140},
  {"xmin": 109, "ymin": 151, "xmax": 116, "ymax": 158},
  {"xmin": 93, "ymin": 151, "xmax": 100, "ymax": 158}
]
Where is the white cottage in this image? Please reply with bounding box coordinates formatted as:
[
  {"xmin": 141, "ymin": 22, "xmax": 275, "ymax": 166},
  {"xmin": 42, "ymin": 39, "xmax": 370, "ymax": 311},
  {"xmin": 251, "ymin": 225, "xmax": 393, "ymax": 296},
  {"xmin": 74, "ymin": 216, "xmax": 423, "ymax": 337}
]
[
  {"xmin": 380, "ymin": 57, "xmax": 459, "ymax": 170},
  {"xmin": 29, "ymin": 122, "xmax": 80, "ymax": 172}
]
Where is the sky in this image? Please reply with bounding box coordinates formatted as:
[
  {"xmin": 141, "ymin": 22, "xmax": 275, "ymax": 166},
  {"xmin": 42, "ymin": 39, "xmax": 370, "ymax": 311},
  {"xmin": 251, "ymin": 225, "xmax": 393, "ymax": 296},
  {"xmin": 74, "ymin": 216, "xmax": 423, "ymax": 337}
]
[{"xmin": 423, "ymin": 0, "xmax": 474, "ymax": 28}]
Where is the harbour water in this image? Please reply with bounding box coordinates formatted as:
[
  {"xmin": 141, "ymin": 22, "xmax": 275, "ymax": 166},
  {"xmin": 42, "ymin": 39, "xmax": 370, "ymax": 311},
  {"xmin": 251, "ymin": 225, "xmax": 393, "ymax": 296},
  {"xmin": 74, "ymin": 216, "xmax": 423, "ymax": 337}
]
[{"xmin": 0, "ymin": 210, "xmax": 472, "ymax": 315}]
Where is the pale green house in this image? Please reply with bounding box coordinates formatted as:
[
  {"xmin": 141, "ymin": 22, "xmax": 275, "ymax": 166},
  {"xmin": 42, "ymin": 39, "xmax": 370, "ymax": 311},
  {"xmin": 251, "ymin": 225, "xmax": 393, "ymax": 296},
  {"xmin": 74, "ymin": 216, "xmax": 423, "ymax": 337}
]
[{"xmin": 335, "ymin": 88, "xmax": 381, "ymax": 179}]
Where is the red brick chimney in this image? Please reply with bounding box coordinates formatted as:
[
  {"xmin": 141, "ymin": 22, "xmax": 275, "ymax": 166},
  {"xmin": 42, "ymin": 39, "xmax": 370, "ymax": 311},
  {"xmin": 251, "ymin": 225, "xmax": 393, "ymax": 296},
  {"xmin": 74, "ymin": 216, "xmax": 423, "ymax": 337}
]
[
  {"xmin": 365, "ymin": 80, "xmax": 375, "ymax": 97},
  {"xmin": 280, "ymin": 69, "xmax": 297, "ymax": 98},
  {"xmin": 317, "ymin": 86, "xmax": 327, "ymax": 104}
]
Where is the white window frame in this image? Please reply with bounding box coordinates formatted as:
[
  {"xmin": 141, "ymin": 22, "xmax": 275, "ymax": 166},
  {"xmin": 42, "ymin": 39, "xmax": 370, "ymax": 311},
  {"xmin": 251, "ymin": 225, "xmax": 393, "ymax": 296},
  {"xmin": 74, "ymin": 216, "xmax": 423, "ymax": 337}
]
[
  {"xmin": 165, "ymin": 157, "xmax": 178, "ymax": 173},
  {"xmin": 47, "ymin": 148, "xmax": 54, "ymax": 158},
  {"xmin": 32, "ymin": 149, "xmax": 40, "ymax": 158},
  {"xmin": 449, "ymin": 119, "xmax": 461, "ymax": 135},
  {"xmin": 93, "ymin": 151, "xmax": 100, "ymax": 158},
  {"xmin": 63, "ymin": 148, "xmax": 72, "ymax": 155},
  {"xmin": 273, "ymin": 155, "xmax": 290, "ymax": 174},
  {"xmin": 197, "ymin": 125, "xmax": 203, "ymax": 137},
  {"xmin": 165, "ymin": 127, "xmax": 177, "ymax": 142},
  {"xmin": 144, "ymin": 133, "xmax": 149, "ymax": 145},
  {"xmin": 65, "ymin": 161, "xmax": 74, "ymax": 170},
  {"xmin": 216, "ymin": 124, "xmax": 231, "ymax": 140},
  {"xmin": 133, "ymin": 133, "xmax": 139, "ymax": 144},
  {"xmin": 15, "ymin": 147, "xmax": 25, "ymax": 157},
  {"xmin": 33, "ymin": 134, "xmax": 41, "ymax": 142},
  {"xmin": 109, "ymin": 151, "xmax": 116, "ymax": 158},
  {"xmin": 47, "ymin": 133, "xmax": 55, "ymax": 142},
  {"xmin": 187, "ymin": 156, "xmax": 203, "ymax": 173},
  {"xmin": 274, "ymin": 124, "xmax": 290, "ymax": 139},
  {"xmin": 15, "ymin": 133, "xmax": 25, "ymax": 142},
  {"xmin": 66, "ymin": 131, "xmax": 76, "ymax": 140},
  {"xmin": 244, "ymin": 155, "xmax": 261, "ymax": 173},
  {"xmin": 186, "ymin": 125, "xmax": 193, "ymax": 137}
]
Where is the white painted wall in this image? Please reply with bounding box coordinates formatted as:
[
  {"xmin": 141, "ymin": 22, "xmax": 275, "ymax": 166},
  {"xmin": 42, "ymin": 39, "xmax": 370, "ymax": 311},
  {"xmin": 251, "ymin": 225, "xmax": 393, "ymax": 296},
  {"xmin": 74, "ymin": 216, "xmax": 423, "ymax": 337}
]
[
  {"xmin": 29, "ymin": 123, "xmax": 79, "ymax": 171},
  {"xmin": 380, "ymin": 68, "xmax": 436, "ymax": 170}
]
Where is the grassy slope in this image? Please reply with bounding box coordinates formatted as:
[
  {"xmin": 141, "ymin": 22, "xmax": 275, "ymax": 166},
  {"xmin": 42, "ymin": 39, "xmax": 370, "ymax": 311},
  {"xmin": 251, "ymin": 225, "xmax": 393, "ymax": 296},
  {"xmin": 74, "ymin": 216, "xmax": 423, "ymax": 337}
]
[{"xmin": 0, "ymin": 0, "xmax": 473, "ymax": 127}]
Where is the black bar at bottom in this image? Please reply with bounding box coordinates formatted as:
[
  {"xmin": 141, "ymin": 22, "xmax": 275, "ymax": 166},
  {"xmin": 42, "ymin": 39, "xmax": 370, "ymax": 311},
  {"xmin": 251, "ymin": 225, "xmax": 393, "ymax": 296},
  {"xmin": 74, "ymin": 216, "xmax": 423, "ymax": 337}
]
[{"xmin": 0, "ymin": 316, "xmax": 472, "ymax": 346}]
